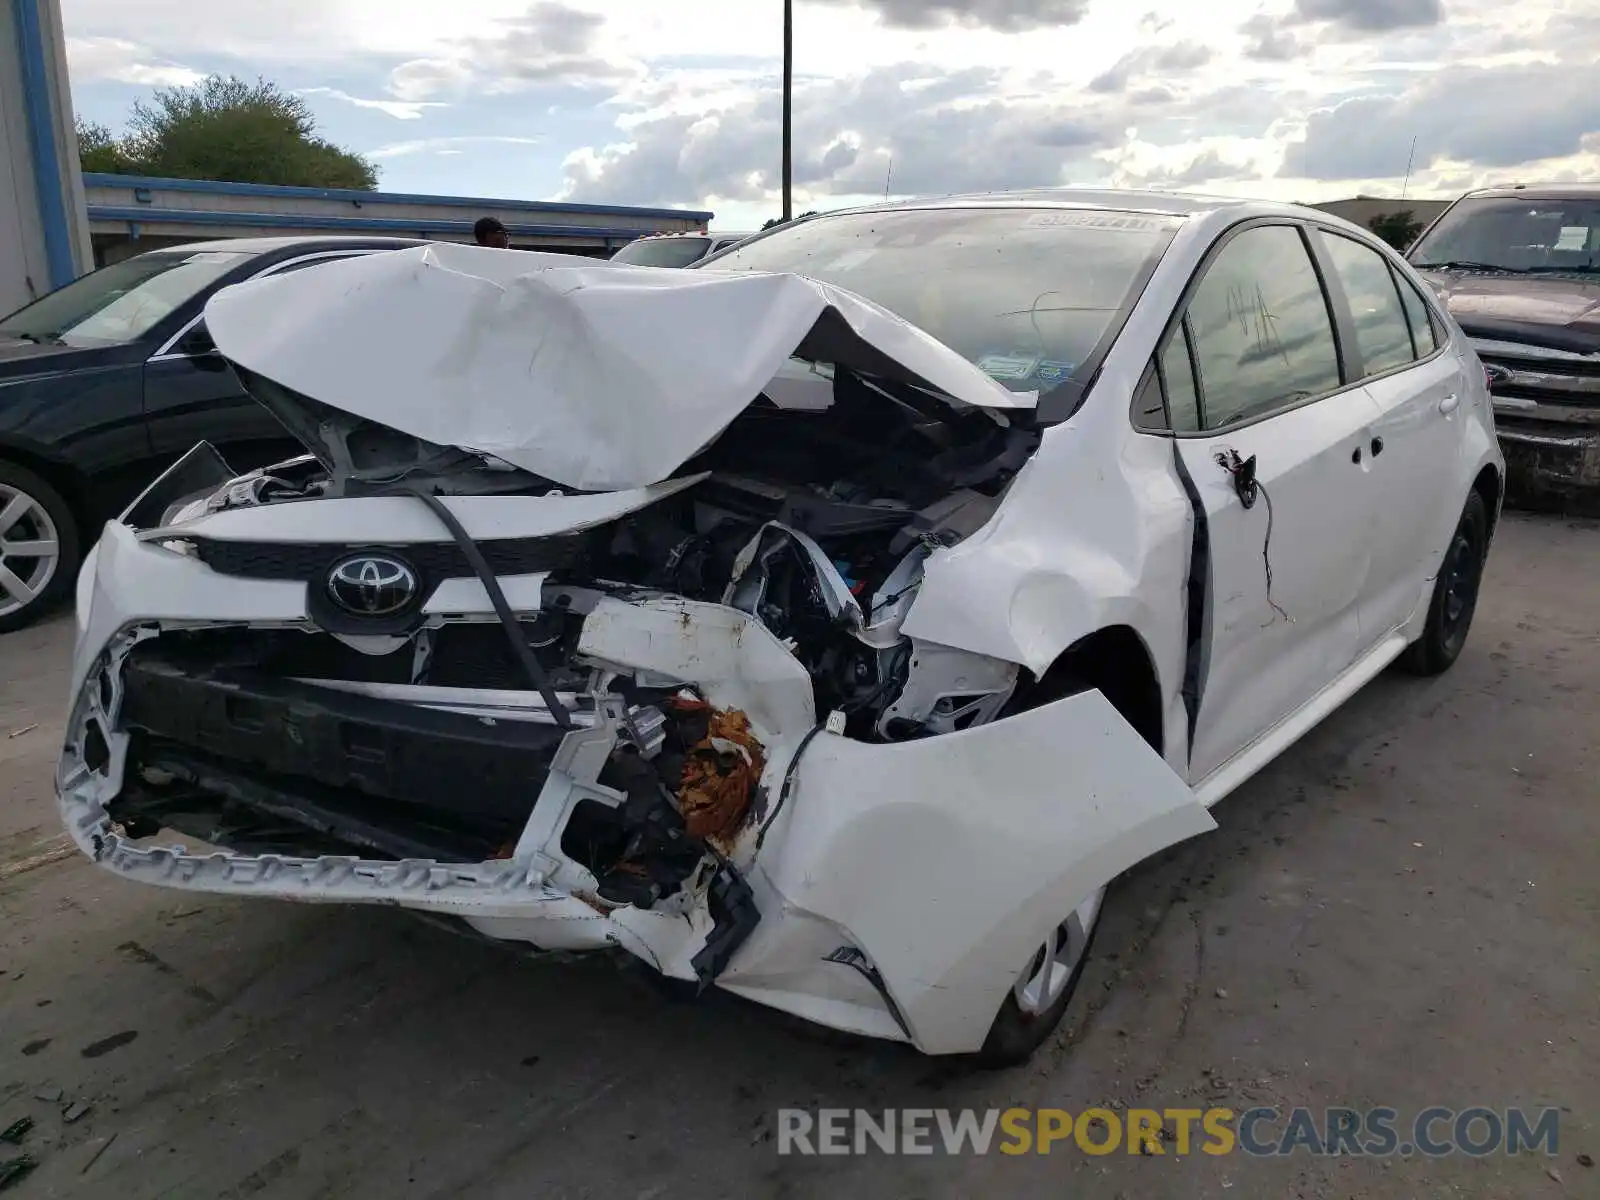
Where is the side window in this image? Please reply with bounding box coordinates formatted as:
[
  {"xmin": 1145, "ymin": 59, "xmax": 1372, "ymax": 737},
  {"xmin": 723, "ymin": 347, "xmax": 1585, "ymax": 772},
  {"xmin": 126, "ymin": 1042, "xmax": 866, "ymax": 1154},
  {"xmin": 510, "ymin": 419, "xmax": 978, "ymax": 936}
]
[
  {"xmin": 1394, "ymin": 271, "xmax": 1439, "ymax": 356},
  {"xmin": 1316, "ymin": 231, "xmax": 1416, "ymax": 374},
  {"xmin": 1184, "ymin": 225, "xmax": 1342, "ymax": 429},
  {"xmin": 1159, "ymin": 323, "xmax": 1201, "ymax": 432}
]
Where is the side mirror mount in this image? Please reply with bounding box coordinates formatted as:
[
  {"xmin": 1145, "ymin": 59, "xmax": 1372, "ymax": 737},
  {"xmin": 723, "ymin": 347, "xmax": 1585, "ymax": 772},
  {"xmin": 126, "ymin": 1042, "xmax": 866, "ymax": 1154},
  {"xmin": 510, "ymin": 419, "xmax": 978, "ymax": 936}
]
[{"xmin": 178, "ymin": 322, "xmax": 217, "ymax": 357}]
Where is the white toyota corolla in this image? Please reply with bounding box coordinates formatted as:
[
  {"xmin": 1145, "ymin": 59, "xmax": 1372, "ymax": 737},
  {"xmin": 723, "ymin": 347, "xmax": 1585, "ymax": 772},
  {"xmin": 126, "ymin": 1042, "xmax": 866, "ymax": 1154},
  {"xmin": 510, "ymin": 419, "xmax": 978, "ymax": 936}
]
[{"xmin": 57, "ymin": 190, "xmax": 1503, "ymax": 1065}]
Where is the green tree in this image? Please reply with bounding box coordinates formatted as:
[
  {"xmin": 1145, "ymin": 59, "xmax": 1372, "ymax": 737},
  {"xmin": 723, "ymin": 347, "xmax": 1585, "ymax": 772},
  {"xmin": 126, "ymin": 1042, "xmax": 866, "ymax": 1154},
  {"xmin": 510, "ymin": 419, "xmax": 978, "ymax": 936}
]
[
  {"xmin": 1368, "ymin": 210, "xmax": 1424, "ymax": 252},
  {"xmin": 761, "ymin": 209, "xmax": 818, "ymax": 230},
  {"xmin": 75, "ymin": 117, "xmax": 130, "ymax": 174},
  {"xmin": 77, "ymin": 75, "xmax": 378, "ymax": 189}
]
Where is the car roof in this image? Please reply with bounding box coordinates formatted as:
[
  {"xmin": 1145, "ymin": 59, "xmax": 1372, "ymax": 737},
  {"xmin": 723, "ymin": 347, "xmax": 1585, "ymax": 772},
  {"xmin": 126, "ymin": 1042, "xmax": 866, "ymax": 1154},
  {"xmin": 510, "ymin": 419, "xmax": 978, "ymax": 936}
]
[
  {"xmin": 150, "ymin": 235, "xmax": 430, "ymax": 256},
  {"xmin": 1457, "ymin": 183, "xmax": 1600, "ymax": 201},
  {"xmin": 635, "ymin": 230, "xmax": 750, "ymax": 241},
  {"xmin": 796, "ymin": 187, "xmax": 1332, "ymax": 224}
]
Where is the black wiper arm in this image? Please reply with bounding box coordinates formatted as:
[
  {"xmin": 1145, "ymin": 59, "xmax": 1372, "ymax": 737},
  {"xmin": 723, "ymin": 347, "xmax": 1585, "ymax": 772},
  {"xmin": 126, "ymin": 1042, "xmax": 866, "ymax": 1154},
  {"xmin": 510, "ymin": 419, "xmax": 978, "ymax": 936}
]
[{"xmin": 1412, "ymin": 260, "xmax": 1520, "ymax": 273}]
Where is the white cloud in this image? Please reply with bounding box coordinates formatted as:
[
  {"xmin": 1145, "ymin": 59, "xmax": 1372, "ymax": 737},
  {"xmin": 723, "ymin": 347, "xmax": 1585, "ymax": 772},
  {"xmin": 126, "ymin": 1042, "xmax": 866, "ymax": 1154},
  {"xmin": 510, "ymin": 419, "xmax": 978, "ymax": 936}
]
[
  {"xmin": 368, "ymin": 134, "xmax": 543, "ymax": 159},
  {"xmin": 299, "ymin": 86, "xmax": 444, "ymax": 120},
  {"xmin": 387, "ymin": 58, "xmax": 475, "ymax": 101},
  {"xmin": 65, "ymin": 35, "xmax": 203, "ymax": 87}
]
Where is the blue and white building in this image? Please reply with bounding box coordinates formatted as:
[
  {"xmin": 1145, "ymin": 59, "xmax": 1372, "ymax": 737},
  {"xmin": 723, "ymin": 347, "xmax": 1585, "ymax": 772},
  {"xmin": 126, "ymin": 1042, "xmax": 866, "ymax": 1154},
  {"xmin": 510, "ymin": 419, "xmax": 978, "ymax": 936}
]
[
  {"xmin": 1, "ymin": 0, "xmax": 93, "ymax": 315},
  {"xmin": 82, "ymin": 175, "xmax": 714, "ymax": 266}
]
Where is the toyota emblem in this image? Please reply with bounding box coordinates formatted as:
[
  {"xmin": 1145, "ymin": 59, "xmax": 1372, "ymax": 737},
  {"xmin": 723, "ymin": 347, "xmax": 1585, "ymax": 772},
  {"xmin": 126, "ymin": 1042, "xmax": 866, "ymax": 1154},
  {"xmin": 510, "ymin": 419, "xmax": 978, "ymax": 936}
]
[{"xmin": 326, "ymin": 553, "xmax": 418, "ymax": 616}]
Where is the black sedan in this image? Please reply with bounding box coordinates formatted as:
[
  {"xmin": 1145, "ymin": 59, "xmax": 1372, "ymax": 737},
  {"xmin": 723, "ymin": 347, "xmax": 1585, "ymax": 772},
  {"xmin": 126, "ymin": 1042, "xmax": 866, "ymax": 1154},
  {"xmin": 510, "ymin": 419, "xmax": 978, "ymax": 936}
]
[{"xmin": 0, "ymin": 235, "xmax": 425, "ymax": 631}]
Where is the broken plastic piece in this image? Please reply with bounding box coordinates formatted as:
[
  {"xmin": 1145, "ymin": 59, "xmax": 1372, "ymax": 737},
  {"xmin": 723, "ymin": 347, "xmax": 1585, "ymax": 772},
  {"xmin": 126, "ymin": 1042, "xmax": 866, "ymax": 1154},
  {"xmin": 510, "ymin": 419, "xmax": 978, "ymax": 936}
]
[
  {"xmin": 690, "ymin": 860, "xmax": 761, "ymax": 989},
  {"xmin": 0, "ymin": 1119, "xmax": 31, "ymax": 1146}
]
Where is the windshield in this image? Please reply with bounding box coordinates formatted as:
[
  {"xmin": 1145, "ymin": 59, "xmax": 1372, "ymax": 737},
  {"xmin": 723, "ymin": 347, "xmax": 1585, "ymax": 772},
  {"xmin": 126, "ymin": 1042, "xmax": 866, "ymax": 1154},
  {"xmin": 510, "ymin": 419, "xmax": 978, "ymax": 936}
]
[
  {"xmin": 610, "ymin": 237, "xmax": 712, "ymax": 268},
  {"xmin": 1410, "ymin": 197, "xmax": 1600, "ymax": 274},
  {"xmin": 0, "ymin": 250, "xmax": 252, "ymax": 347},
  {"xmin": 699, "ymin": 206, "xmax": 1181, "ymax": 391}
]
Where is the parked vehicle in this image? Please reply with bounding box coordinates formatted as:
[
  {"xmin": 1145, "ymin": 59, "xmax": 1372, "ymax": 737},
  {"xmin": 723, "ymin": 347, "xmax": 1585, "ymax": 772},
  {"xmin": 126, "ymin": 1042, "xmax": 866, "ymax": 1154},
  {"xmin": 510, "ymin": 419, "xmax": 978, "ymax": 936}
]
[
  {"xmin": 1408, "ymin": 184, "xmax": 1600, "ymax": 499},
  {"xmin": 609, "ymin": 229, "xmax": 755, "ymax": 266},
  {"xmin": 56, "ymin": 194, "xmax": 1501, "ymax": 1065},
  {"xmin": 0, "ymin": 236, "xmax": 426, "ymax": 631}
]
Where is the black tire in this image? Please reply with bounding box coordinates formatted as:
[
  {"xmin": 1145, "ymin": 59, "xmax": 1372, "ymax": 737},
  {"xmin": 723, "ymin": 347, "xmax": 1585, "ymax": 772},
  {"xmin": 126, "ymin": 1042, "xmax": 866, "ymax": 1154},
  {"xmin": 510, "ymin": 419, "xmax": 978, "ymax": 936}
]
[
  {"xmin": 1399, "ymin": 489, "xmax": 1489, "ymax": 676},
  {"xmin": 0, "ymin": 460, "xmax": 80, "ymax": 634}
]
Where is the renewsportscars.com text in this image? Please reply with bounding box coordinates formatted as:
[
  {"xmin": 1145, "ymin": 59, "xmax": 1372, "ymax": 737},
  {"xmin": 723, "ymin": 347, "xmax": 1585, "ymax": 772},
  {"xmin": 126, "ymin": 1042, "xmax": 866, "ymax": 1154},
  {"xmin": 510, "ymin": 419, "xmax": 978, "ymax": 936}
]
[{"xmin": 776, "ymin": 1106, "xmax": 1561, "ymax": 1158}]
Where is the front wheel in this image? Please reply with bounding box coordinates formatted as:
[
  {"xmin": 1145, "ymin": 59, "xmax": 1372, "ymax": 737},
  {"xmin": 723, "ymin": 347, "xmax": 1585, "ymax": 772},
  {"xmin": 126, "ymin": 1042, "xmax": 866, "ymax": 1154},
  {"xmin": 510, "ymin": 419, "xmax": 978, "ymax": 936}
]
[
  {"xmin": 1399, "ymin": 489, "xmax": 1489, "ymax": 676},
  {"xmin": 976, "ymin": 887, "xmax": 1104, "ymax": 1067},
  {"xmin": 0, "ymin": 461, "xmax": 80, "ymax": 634}
]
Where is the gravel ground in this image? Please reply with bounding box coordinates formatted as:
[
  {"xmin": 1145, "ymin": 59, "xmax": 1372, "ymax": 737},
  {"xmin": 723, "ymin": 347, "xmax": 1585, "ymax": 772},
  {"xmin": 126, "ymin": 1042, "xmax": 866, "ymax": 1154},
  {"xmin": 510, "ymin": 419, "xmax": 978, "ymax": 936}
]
[{"xmin": 1, "ymin": 511, "xmax": 1596, "ymax": 1199}]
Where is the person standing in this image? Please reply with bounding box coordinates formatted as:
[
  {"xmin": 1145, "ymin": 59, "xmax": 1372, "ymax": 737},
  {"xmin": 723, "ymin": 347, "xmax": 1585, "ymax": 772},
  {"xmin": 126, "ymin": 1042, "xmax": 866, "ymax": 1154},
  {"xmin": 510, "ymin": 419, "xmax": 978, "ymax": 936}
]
[{"xmin": 473, "ymin": 217, "xmax": 510, "ymax": 248}]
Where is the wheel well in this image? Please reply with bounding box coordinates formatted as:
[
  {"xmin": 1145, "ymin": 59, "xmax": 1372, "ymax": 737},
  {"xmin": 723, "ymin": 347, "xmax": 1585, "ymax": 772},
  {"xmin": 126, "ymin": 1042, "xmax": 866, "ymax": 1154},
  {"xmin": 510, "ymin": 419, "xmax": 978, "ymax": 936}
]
[
  {"xmin": 1471, "ymin": 463, "xmax": 1502, "ymax": 539},
  {"xmin": 0, "ymin": 443, "xmax": 89, "ymax": 533},
  {"xmin": 1009, "ymin": 626, "xmax": 1165, "ymax": 756}
]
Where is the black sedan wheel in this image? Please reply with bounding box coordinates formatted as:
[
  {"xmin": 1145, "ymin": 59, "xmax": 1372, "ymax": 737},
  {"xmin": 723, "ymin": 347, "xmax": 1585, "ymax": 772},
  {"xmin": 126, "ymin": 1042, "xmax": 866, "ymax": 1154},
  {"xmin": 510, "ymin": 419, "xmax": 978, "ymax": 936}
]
[
  {"xmin": 0, "ymin": 462, "xmax": 80, "ymax": 633},
  {"xmin": 1400, "ymin": 489, "xmax": 1489, "ymax": 676}
]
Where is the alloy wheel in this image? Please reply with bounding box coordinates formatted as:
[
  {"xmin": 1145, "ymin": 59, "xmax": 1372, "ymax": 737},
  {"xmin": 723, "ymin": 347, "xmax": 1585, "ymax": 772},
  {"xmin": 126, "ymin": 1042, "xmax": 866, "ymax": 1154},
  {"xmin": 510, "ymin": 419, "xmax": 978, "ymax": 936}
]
[
  {"xmin": 0, "ymin": 483, "xmax": 62, "ymax": 620},
  {"xmin": 1012, "ymin": 888, "xmax": 1104, "ymax": 1016}
]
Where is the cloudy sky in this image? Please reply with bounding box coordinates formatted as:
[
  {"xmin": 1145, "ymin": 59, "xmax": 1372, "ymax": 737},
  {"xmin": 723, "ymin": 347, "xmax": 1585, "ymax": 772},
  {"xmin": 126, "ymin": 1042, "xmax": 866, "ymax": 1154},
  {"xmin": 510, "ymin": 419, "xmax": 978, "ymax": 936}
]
[{"xmin": 61, "ymin": 0, "xmax": 1600, "ymax": 226}]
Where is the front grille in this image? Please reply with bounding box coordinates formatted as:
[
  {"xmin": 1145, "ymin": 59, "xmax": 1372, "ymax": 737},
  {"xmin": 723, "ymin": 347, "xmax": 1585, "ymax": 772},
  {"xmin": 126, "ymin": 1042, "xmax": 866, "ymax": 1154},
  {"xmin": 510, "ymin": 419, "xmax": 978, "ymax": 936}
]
[
  {"xmin": 1480, "ymin": 351, "xmax": 1600, "ymax": 408},
  {"xmin": 191, "ymin": 534, "xmax": 587, "ymax": 582},
  {"xmin": 119, "ymin": 647, "xmax": 567, "ymax": 828}
]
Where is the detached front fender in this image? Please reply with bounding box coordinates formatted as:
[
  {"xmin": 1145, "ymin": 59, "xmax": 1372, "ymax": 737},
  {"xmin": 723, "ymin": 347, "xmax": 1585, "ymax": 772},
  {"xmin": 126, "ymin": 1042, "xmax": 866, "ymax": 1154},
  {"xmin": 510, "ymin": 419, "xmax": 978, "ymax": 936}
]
[{"xmin": 751, "ymin": 688, "xmax": 1216, "ymax": 1055}]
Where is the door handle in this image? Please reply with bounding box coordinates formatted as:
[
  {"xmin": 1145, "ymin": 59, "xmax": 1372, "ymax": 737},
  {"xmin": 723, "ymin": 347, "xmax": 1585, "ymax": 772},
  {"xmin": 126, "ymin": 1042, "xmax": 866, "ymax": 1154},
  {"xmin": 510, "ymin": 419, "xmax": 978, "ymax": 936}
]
[{"xmin": 1438, "ymin": 393, "xmax": 1460, "ymax": 415}]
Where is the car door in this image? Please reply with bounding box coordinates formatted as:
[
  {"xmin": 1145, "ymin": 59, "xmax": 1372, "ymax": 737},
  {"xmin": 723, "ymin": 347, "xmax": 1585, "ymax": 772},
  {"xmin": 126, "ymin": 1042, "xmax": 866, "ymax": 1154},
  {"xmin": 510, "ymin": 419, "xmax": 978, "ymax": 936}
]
[
  {"xmin": 1312, "ymin": 226, "xmax": 1467, "ymax": 638},
  {"xmin": 141, "ymin": 250, "xmax": 379, "ymax": 470},
  {"xmin": 1157, "ymin": 222, "xmax": 1383, "ymax": 783}
]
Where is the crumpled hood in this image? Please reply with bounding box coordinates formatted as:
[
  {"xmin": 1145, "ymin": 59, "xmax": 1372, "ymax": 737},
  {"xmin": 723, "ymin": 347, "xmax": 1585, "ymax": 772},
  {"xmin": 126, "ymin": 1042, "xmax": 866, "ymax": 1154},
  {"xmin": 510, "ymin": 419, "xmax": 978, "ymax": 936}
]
[
  {"xmin": 203, "ymin": 242, "xmax": 1032, "ymax": 493},
  {"xmin": 1419, "ymin": 270, "xmax": 1600, "ymax": 335}
]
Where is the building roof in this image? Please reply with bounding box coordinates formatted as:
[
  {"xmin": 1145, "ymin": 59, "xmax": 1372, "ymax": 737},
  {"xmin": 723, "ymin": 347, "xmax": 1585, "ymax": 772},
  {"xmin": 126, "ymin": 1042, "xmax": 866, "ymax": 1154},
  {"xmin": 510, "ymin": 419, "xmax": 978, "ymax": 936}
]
[
  {"xmin": 149, "ymin": 235, "xmax": 428, "ymax": 255},
  {"xmin": 80, "ymin": 173, "xmax": 714, "ymax": 223}
]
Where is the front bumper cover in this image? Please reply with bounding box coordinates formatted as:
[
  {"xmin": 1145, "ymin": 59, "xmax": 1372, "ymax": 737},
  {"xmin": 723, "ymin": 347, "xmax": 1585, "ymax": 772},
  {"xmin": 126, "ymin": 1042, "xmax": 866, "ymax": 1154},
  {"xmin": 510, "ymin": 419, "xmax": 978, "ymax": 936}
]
[{"xmin": 59, "ymin": 513, "xmax": 1214, "ymax": 1056}]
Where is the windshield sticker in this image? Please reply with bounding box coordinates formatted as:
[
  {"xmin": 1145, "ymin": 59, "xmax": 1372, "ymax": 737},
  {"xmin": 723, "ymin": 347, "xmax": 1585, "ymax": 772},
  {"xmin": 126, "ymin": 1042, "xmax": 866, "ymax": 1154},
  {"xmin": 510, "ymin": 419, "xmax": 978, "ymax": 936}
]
[
  {"xmin": 977, "ymin": 353, "xmax": 1040, "ymax": 381},
  {"xmin": 1033, "ymin": 360, "xmax": 1077, "ymax": 385},
  {"xmin": 1022, "ymin": 211, "xmax": 1179, "ymax": 233}
]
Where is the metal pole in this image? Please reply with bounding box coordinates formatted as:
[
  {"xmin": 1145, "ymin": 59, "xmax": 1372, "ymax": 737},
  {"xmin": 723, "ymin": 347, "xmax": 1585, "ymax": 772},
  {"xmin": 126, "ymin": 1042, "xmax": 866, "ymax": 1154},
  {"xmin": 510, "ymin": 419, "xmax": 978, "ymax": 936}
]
[{"xmin": 781, "ymin": 0, "xmax": 793, "ymax": 223}]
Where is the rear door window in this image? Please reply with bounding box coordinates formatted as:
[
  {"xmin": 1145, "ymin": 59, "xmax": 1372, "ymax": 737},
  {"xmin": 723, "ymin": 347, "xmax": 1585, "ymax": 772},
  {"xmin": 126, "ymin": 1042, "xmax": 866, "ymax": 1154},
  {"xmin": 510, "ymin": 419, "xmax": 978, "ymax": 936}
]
[
  {"xmin": 1398, "ymin": 275, "xmax": 1439, "ymax": 355},
  {"xmin": 1316, "ymin": 231, "xmax": 1417, "ymax": 375}
]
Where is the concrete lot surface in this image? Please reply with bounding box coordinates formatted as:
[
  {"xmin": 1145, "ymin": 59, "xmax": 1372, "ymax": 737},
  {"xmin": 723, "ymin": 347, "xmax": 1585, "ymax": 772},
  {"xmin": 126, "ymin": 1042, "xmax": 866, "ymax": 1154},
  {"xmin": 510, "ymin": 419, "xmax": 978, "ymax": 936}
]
[{"xmin": 1, "ymin": 512, "xmax": 1597, "ymax": 1199}]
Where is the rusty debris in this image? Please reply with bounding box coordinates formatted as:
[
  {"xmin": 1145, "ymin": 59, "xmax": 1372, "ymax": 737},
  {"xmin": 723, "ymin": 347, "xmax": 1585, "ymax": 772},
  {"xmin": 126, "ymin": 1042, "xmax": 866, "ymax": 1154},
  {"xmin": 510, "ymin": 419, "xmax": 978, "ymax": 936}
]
[{"xmin": 677, "ymin": 707, "xmax": 766, "ymax": 846}]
